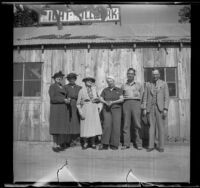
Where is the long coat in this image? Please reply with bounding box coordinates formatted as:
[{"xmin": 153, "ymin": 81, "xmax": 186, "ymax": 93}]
[
  {"xmin": 77, "ymin": 85, "xmax": 102, "ymax": 137},
  {"xmin": 142, "ymin": 79, "xmax": 169, "ymax": 112},
  {"xmin": 64, "ymin": 84, "xmax": 82, "ymax": 134},
  {"xmin": 49, "ymin": 83, "xmax": 70, "ymax": 134}
]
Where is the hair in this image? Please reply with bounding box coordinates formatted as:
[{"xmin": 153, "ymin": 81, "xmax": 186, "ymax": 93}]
[{"xmin": 127, "ymin": 68, "xmax": 136, "ymax": 75}]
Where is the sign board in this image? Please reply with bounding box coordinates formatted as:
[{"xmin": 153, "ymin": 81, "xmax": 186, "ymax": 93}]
[{"xmin": 39, "ymin": 7, "xmax": 121, "ymax": 25}]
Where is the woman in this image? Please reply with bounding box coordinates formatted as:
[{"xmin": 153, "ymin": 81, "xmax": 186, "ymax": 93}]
[
  {"xmin": 76, "ymin": 76, "xmax": 102, "ymax": 149},
  {"xmin": 99, "ymin": 76, "xmax": 124, "ymax": 150},
  {"xmin": 64, "ymin": 73, "xmax": 82, "ymax": 146},
  {"xmin": 49, "ymin": 71, "xmax": 70, "ymax": 151}
]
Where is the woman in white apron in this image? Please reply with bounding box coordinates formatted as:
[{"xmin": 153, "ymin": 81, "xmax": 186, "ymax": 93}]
[{"xmin": 77, "ymin": 76, "xmax": 102, "ymax": 149}]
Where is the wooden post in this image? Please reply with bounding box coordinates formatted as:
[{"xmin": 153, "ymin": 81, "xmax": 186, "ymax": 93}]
[
  {"xmin": 165, "ymin": 47, "xmax": 168, "ymax": 55},
  {"xmin": 17, "ymin": 46, "xmax": 20, "ymax": 54},
  {"xmin": 41, "ymin": 45, "xmax": 44, "ymax": 53},
  {"xmin": 132, "ymin": 43, "xmax": 136, "ymax": 51},
  {"xmin": 64, "ymin": 45, "xmax": 67, "ymax": 52},
  {"xmin": 87, "ymin": 44, "xmax": 90, "ymax": 53},
  {"xmin": 157, "ymin": 43, "xmax": 161, "ymax": 51},
  {"xmin": 111, "ymin": 44, "xmax": 113, "ymax": 51},
  {"xmin": 179, "ymin": 42, "xmax": 183, "ymax": 52}
]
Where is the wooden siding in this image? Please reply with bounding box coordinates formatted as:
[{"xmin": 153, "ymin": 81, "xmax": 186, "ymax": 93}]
[{"xmin": 13, "ymin": 47, "xmax": 190, "ymax": 141}]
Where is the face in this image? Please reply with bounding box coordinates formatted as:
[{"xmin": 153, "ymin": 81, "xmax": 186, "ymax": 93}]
[
  {"xmin": 127, "ymin": 70, "xmax": 135, "ymax": 81},
  {"xmin": 152, "ymin": 71, "xmax": 160, "ymax": 82},
  {"xmin": 68, "ymin": 78, "xmax": 76, "ymax": 85},
  {"xmin": 106, "ymin": 78, "xmax": 115, "ymax": 87},
  {"xmin": 85, "ymin": 80, "xmax": 93, "ymax": 87},
  {"xmin": 55, "ymin": 77, "xmax": 63, "ymax": 84}
]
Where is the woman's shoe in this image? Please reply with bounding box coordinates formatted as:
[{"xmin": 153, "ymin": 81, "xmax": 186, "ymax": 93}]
[{"xmin": 98, "ymin": 144, "xmax": 108, "ymax": 150}]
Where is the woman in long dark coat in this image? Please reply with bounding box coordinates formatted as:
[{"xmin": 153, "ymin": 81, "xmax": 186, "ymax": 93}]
[
  {"xmin": 64, "ymin": 73, "xmax": 82, "ymax": 146},
  {"xmin": 49, "ymin": 71, "xmax": 70, "ymax": 151}
]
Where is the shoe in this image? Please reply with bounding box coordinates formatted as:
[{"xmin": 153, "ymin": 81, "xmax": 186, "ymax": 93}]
[
  {"xmin": 157, "ymin": 148, "xmax": 164, "ymax": 152},
  {"xmin": 110, "ymin": 145, "xmax": 118, "ymax": 150},
  {"xmin": 136, "ymin": 146, "xmax": 143, "ymax": 150},
  {"xmin": 146, "ymin": 148, "xmax": 154, "ymax": 152},
  {"xmin": 91, "ymin": 144, "xmax": 97, "ymax": 149},
  {"xmin": 82, "ymin": 143, "xmax": 89, "ymax": 150},
  {"xmin": 121, "ymin": 146, "xmax": 130, "ymax": 150},
  {"xmin": 98, "ymin": 144, "xmax": 108, "ymax": 150}
]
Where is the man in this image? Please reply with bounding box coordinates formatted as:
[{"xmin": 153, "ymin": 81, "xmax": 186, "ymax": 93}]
[
  {"xmin": 99, "ymin": 76, "xmax": 124, "ymax": 150},
  {"xmin": 121, "ymin": 68, "xmax": 143, "ymax": 150},
  {"xmin": 142, "ymin": 69, "xmax": 169, "ymax": 152}
]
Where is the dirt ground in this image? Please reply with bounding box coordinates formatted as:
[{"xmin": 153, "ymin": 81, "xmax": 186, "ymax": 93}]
[{"xmin": 13, "ymin": 141, "xmax": 190, "ymax": 184}]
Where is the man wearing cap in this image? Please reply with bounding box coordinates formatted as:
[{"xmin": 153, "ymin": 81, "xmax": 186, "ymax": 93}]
[
  {"xmin": 142, "ymin": 69, "xmax": 169, "ymax": 152},
  {"xmin": 64, "ymin": 73, "xmax": 82, "ymax": 146},
  {"xmin": 49, "ymin": 71, "xmax": 70, "ymax": 151},
  {"xmin": 98, "ymin": 76, "xmax": 124, "ymax": 150},
  {"xmin": 121, "ymin": 68, "xmax": 143, "ymax": 150}
]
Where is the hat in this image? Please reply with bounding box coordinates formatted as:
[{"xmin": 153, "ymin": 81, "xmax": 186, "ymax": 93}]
[
  {"xmin": 82, "ymin": 76, "xmax": 95, "ymax": 83},
  {"xmin": 66, "ymin": 73, "xmax": 78, "ymax": 80},
  {"xmin": 106, "ymin": 75, "xmax": 115, "ymax": 81},
  {"xmin": 52, "ymin": 71, "xmax": 65, "ymax": 79}
]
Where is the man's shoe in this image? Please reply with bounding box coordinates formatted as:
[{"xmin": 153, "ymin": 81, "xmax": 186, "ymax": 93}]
[
  {"xmin": 157, "ymin": 148, "xmax": 164, "ymax": 152},
  {"xmin": 121, "ymin": 146, "xmax": 130, "ymax": 150},
  {"xmin": 136, "ymin": 146, "xmax": 143, "ymax": 150},
  {"xmin": 82, "ymin": 143, "xmax": 89, "ymax": 150},
  {"xmin": 110, "ymin": 145, "xmax": 118, "ymax": 150},
  {"xmin": 146, "ymin": 148, "xmax": 154, "ymax": 152},
  {"xmin": 98, "ymin": 144, "xmax": 108, "ymax": 150}
]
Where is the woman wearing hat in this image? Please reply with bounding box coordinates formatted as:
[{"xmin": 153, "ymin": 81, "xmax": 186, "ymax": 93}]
[
  {"xmin": 64, "ymin": 73, "xmax": 82, "ymax": 146},
  {"xmin": 49, "ymin": 71, "xmax": 70, "ymax": 151},
  {"xmin": 76, "ymin": 76, "xmax": 102, "ymax": 149}
]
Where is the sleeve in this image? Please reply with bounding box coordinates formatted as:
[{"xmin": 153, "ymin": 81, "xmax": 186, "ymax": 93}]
[
  {"xmin": 164, "ymin": 82, "xmax": 170, "ymax": 110},
  {"xmin": 141, "ymin": 82, "xmax": 148, "ymax": 109},
  {"xmin": 118, "ymin": 88, "xmax": 123, "ymax": 96},
  {"xmin": 48, "ymin": 85, "xmax": 65, "ymax": 104},
  {"xmin": 100, "ymin": 89, "xmax": 105, "ymax": 99},
  {"xmin": 76, "ymin": 89, "xmax": 83, "ymax": 114},
  {"xmin": 139, "ymin": 83, "xmax": 144, "ymax": 100}
]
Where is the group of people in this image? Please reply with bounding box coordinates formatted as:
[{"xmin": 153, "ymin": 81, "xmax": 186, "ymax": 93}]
[{"xmin": 49, "ymin": 68, "xmax": 169, "ymax": 153}]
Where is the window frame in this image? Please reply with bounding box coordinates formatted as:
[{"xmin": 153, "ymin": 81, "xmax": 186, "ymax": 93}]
[
  {"xmin": 13, "ymin": 62, "xmax": 43, "ymax": 99},
  {"xmin": 143, "ymin": 67, "xmax": 178, "ymax": 98}
]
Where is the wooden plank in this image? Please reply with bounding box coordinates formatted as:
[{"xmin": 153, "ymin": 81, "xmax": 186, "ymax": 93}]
[
  {"xmin": 177, "ymin": 48, "xmax": 190, "ymax": 99},
  {"xmin": 165, "ymin": 48, "xmax": 177, "ymax": 67},
  {"xmin": 142, "ymin": 48, "xmax": 154, "ymax": 67},
  {"xmin": 179, "ymin": 99, "xmax": 190, "ymax": 141},
  {"xmin": 131, "ymin": 48, "xmax": 144, "ymax": 83},
  {"xmin": 167, "ymin": 98, "xmax": 180, "ymax": 140},
  {"xmin": 153, "ymin": 48, "xmax": 166, "ymax": 67}
]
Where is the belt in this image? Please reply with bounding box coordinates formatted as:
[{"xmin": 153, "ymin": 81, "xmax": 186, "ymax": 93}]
[{"xmin": 84, "ymin": 99, "xmax": 91, "ymax": 102}]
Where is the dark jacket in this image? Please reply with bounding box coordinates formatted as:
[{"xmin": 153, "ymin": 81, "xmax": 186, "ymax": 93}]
[{"xmin": 49, "ymin": 83, "xmax": 70, "ymax": 134}]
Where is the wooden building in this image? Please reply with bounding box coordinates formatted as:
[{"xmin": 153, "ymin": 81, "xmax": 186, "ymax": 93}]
[{"xmin": 13, "ymin": 23, "xmax": 190, "ymax": 142}]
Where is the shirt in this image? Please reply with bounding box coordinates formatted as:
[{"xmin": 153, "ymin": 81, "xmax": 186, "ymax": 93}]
[
  {"xmin": 100, "ymin": 87, "xmax": 123, "ymax": 108},
  {"xmin": 121, "ymin": 81, "xmax": 143, "ymax": 100}
]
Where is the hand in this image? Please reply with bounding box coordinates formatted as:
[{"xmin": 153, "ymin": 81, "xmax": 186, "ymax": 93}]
[
  {"xmin": 64, "ymin": 98, "xmax": 71, "ymax": 104},
  {"xmin": 162, "ymin": 109, "xmax": 168, "ymax": 119},
  {"xmin": 106, "ymin": 101, "xmax": 113, "ymax": 107},
  {"xmin": 143, "ymin": 109, "xmax": 147, "ymax": 116}
]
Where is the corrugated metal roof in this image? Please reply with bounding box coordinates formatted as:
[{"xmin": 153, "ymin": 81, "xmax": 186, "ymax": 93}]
[{"xmin": 14, "ymin": 23, "xmax": 190, "ymax": 46}]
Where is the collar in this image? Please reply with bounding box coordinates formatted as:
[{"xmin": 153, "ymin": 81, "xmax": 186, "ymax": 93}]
[
  {"xmin": 108, "ymin": 86, "xmax": 117, "ymax": 91},
  {"xmin": 126, "ymin": 80, "xmax": 136, "ymax": 86}
]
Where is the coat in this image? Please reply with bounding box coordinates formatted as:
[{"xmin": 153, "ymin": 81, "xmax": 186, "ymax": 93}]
[
  {"xmin": 142, "ymin": 79, "xmax": 169, "ymax": 112},
  {"xmin": 49, "ymin": 83, "xmax": 70, "ymax": 134},
  {"xmin": 77, "ymin": 85, "xmax": 102, "ymax": 137},
  {"xmin": 64, "ymin": 84, "xmax": 82, "ymax": 134}
]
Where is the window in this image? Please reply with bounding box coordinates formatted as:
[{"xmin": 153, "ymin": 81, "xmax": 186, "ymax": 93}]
[
  {"xmin": 14, "ymin": 62, "xmax": 42, "ymax": 97},
  {"xmin": 144, "ymin": 67, "xmax": 177, "ymax": 97}
]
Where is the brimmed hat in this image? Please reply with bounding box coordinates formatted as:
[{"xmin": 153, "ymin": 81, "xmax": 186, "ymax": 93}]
[
  {"xmin": 52, "ymin": 71, "xmax": 65, "ymax": 79},
  {"xmin": 82, "ymin": 76, "xmax": 95, "ymax": 83},
  {"xmin": 66, "ymin": 73, "xmax": 78, "ymax": 80}
]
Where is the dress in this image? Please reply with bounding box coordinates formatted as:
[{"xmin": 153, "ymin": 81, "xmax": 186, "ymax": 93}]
[
  {"xmin": 77, "ymin": 85, "xmax": 102, "ymax": 138},
  {"xmin": 64, "ymin": 84, "xmax": 82, "ymax": 134}
]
